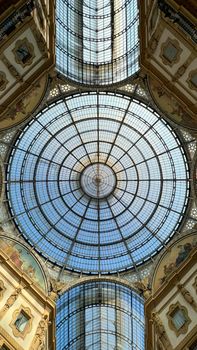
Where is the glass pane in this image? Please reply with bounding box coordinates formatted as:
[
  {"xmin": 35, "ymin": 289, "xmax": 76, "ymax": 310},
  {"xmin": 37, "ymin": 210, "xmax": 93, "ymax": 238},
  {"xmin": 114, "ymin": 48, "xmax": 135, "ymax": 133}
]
[
  {"xmin": 15, "ymin": 312, "xmax": 29, "ymax": 332},
  {"xmin": 6, "ymin": 93, "xmax": 189, "ymax": 274},
  {"xmin": 56, "ymin": 0, "xmax": 139, "ymax": 85},
  {"xmin": 56, "ymin": 281, "xmax": 144, "ymax": 350}
]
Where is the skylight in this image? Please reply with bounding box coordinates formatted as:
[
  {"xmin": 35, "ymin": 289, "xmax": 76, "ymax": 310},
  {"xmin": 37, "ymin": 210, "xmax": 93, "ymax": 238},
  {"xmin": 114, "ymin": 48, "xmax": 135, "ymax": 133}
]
[
  {"xmin": 6, "ymin": 93, "xmax": 189, "ymax": 274},
  {"xmin": 56, "ymin": 0, "xmax": 139, "ymax": 85}
]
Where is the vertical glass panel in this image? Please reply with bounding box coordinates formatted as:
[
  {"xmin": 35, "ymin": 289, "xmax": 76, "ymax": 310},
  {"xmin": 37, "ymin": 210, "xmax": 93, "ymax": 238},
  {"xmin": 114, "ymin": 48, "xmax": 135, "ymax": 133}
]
[{"xmin": 56, "ymin": 281, "xmax": 144, "ymax": 349}]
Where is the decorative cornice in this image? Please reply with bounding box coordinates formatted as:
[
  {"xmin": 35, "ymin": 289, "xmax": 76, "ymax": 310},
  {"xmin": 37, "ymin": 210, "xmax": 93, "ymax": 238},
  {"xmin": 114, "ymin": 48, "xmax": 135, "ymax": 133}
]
[
  {"xmin": 0, "ymin": 325, "xmax": 23, "ymax": 350},
  {"xmin": 0, "ymin": 285, "xmax": 22, "ymax": 320},
  {"xmin": 158, "ymin": 0, "xmax": 197, "ymax": 43},
  {"xmin": 0, "ymin": 248, "xmax": 55, "ymax": 308}
]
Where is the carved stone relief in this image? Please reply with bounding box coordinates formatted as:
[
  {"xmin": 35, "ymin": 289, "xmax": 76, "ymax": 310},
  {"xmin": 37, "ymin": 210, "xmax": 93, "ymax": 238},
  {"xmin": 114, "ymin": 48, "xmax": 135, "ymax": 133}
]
[
  {"xmin": 152, "ymin": 312, "xmax": 172, "ymax": 349},
  {"xmin": 0, "ymin": 286, "xmax": 22, "ymax": 319},
  {"xmin": 31, "ymin": 313, "xmax": 49, "ymax": 350},
  {"xmin": 178, "ymin": 284, "xmax": 197, "ymax": 311},
  {"xmin": 1, "ymin": 54, "xmax": 20, "ymax": 80},
  {"xmin": 0, "ymin": 280, "xmax": 5, "ymax": 300},
  {"xmin": 187, "ymin": 70, "xmax": 197, "ymax": 91},
  {"xmin": 193, "ymin": 276, "xmax": 197, "ymax": 293},
  {"xmin": 0, "ymin": 72, "xmax": 8, "ymax": 92}
]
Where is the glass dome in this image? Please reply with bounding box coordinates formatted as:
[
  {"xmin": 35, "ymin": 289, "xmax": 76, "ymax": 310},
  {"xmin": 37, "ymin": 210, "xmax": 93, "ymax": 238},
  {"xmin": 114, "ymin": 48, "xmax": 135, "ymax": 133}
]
[
  {"xmin": 56, "ymin": 281, "xmax": 144, "ymax": 350},
  {"xmin": 6, "ymin": 92, "xmax": 189, "ymax": 274},
  {"xmin": 56, "ymin": 0, "xmax": 139, "ymax": 85}
]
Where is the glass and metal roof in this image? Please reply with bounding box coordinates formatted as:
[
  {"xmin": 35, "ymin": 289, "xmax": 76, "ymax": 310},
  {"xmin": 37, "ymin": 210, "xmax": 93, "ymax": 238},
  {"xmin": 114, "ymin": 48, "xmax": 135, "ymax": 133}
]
[
  {"xmin": 56, "ymin": 0, "xmax": 139, "ymax": 85},
  {"xmin": 56, "ymin": 281, "xmax": 144, "ymax": 350},
  {"xmin": 6, "ymin": 92, "xmax": 189, "ymax": 274}
]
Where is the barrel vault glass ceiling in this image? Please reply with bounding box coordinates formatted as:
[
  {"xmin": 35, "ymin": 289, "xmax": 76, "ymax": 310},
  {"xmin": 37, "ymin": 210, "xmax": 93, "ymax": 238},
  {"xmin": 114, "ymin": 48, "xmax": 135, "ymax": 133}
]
[
  {"xmin": 6, "ymin": 92, "xmax": 190, "ymax": 274},
  {"xmin": 55, "ymin": 0, "xmax": 139, "ymax": 85}
]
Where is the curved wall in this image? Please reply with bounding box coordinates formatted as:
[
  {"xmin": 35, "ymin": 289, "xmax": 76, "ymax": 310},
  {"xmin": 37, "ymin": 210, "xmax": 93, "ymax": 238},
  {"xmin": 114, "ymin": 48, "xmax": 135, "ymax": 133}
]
[{"xmin": 56, "ymin": 281, "xmax": 144, "ymax": 349}]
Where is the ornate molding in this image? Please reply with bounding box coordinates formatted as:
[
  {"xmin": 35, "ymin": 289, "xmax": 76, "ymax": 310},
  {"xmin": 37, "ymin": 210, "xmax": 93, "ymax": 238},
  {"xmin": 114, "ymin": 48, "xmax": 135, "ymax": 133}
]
[
  {"xmin": 12, "ymin": 38, "xmax": 35, "ymax": 68},
  {"xmin": 178, "ymin": 283, "xmax": 197, "ymax": 311},
  {"xmin": 33, "ymin": 30, "xmax": 48, "ymax": 58},
  {"xmin": 151, "ymin": 312, "xmax": 172, "ymax": 349},
  {"xmin": 31, "ymin": 313, "xmax": 49, "ymax": 350},
  {"xmin": 0, "ymin": 286, "xmax": 22, "ymax": 319},
  {"xmin": 160, "ymin": 37, "xmax": 182, "ymax": 67},
  {"xmin": 187, "ymin": 69, "xmax": 197, "ymax": 91},
  {"xmin": 167, "ymin": 301, "xmax": 191, "ymax": 336},
  {"xmin": 10, "ymin": 305, "xmax": 33, "ymax": 340},
  {"xmin": 133, "ymin": 276, "xmax": 152, "ymax": 299},
  {"xmin": 193, "ymin": 276, "xmax": 197, "ymax": 294},
  {"xmin": 0, "ymin": 280, "xmax": 5, "ymax": 301},
  {"xmin": 0, "ymin": 325, "xmax": 23, "ymax": 350},
  {"xmin": 1, "ymin": 54, "xmax": 21, "ymax": 80},
  {"xmin": 0, "ymin": 72, "xmax": 8, "ymax": 92},
  {"xmin": 50, "ymin": 279, "xmax": 65, "ymax": 301}
]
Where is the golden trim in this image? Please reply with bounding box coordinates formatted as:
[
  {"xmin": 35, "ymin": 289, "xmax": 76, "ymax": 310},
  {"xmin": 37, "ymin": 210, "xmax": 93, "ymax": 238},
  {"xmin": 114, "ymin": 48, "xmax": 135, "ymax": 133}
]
[
  {"xmin": 167, "ymin": 301, "xmax": 191, "ymax": 336},
  {"xmin": 0, "ymin": 325, "xmax": 23, "ymax": 350},
  {"xmin": 166, "ymin": 0, "xmax": 197, "ymax": 25},
  {"xmin": 145, "ymin": 250, "xmax": 197, "ymax": 350},
  {"xmin": 0, "ymin": 11, "xmax": 55, "ymax": 121},
  {"xmin": 12, "ymin": 38, "xmax": 35, "ymax": 68},
  {"xmin": 0, "ymin": 72, "xmax": 8, "ymax": 92},
  {"xmin": 150, "ymin": 4, "xmax": 159, "ymax": 33},
  {"xmin": 0, "ymin": 286, "xmax": 22, "ymax": 320},
  {"xmin": 10, "ymin": 305, "xmax": 33, "ymax": 340},
  {"xmin": 174, "ymin": 325, "xmax": 197, "ymax": 350},
  {"xmin": 193, "ymin": 276, "xmax": 197, "ymax": 293},
  {"xmin": 152, "ymin": 311, "xmax": 173, "ymax": 349},
  {"xmin": 178, "ymin": 283, "xmax": 197, "ymax": 311},
  {"xmin": 31, "ymin": 313, "xmax": 49, "ymax": 350},
  {"xmin": 139, "ymin": 3, "xmax": 197, "ymax": 115},
  {"xmin": 0, "ymin": 248, "xmax": 55, "ymax": 307},
  {"xmin": 187, "ymin": 69, "xmax": 197, "ymax": 91},
  {"xmin": 0, "ymin": 280, "xmax": 5, "ymax": 300},
  {"xmin": 160, "ymin": 37, "xmax": 182, "ymax": 66}
]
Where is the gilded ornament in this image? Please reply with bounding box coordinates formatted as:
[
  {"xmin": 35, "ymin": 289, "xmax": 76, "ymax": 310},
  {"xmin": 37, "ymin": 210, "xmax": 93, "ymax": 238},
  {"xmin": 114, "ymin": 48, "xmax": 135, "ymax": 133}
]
[
  {"xmin": 13, "ymin": 38, "xmax": 35, "ymax": 68},
  {"xmin": 0, "ymin": 72, "xmax": 8, "ymax": 91}
]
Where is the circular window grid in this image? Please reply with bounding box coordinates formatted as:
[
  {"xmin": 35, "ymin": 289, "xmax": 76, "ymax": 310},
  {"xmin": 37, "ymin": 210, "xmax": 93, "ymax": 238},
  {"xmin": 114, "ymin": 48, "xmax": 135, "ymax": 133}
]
[{"xmin": 6, "ymin": 93, "xmax": 190, "ymax": 274}]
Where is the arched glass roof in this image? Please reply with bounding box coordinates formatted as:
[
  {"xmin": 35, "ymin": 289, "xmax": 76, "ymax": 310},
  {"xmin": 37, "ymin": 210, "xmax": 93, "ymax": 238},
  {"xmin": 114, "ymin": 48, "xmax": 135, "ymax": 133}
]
[
  {"xmin": 6, "ymin": 92, "xmax": 189, "ymax": 274},
  {"xmin": 56, "ymin": 0, "xmax": 139, "ymax": 85},
  {"xmin": 56, "ymin": 281, "xmax": 144, "ymax": 349}
]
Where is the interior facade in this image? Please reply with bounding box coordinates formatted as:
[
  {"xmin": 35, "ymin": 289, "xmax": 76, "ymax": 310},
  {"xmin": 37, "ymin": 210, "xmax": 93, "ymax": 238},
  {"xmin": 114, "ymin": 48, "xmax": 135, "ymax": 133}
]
[{"xmin": 0, "ymin": 0, "xmax": 196, "ymax": 349}]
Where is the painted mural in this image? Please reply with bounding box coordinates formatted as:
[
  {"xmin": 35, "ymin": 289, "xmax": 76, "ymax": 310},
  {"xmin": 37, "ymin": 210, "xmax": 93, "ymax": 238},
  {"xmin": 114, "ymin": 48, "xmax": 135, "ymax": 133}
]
[
  {"xmin": 0, "ymin": 75, "xmax": 48, "ymax": 130},
  {"xmin": 149, "ymin": 77, "xmax": 197, "ymax": 130},
  {"xmin": 0, "ymin": 236, "xmax": 46, "ymax": 292},
  {"xmin": 153, "ymin": 234, "xmax": 197, "ymax": 292}
]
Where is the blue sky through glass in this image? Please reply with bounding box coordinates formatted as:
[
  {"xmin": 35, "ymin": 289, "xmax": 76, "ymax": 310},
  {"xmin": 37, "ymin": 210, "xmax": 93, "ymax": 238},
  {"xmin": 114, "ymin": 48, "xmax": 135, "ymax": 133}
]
[
  {"xmin": 6, "ymin": 93, "xmax": 189, "ymax": 274},
  {"xmin": 56, "ymin": 0, "xmax": 139, "ymax": 85},
  {"xmin": 56, "ymin": 281, "xmax": 145, "ymax": 350}
]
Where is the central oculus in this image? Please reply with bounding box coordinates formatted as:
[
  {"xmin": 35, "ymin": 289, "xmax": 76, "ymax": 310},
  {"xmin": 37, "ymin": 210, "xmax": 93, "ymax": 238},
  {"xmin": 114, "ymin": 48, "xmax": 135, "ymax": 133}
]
[{"xmin": 80, "ymin": 163, "xmax": 116, "ymax": 199}]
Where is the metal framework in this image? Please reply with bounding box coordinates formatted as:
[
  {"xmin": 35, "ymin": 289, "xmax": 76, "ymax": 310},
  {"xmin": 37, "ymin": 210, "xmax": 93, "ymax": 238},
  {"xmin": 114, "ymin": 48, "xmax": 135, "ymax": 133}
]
[
  {"xmin": 56, "ymin": 0, "xmax": 139, "ymax": 85},
  {"xmin": 6, "ymin": 92, "xmax": 189, "ymax": 274},
  {"xmin": 56, "ymin": 281, "xmax": 144, "ymax": 350}
]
